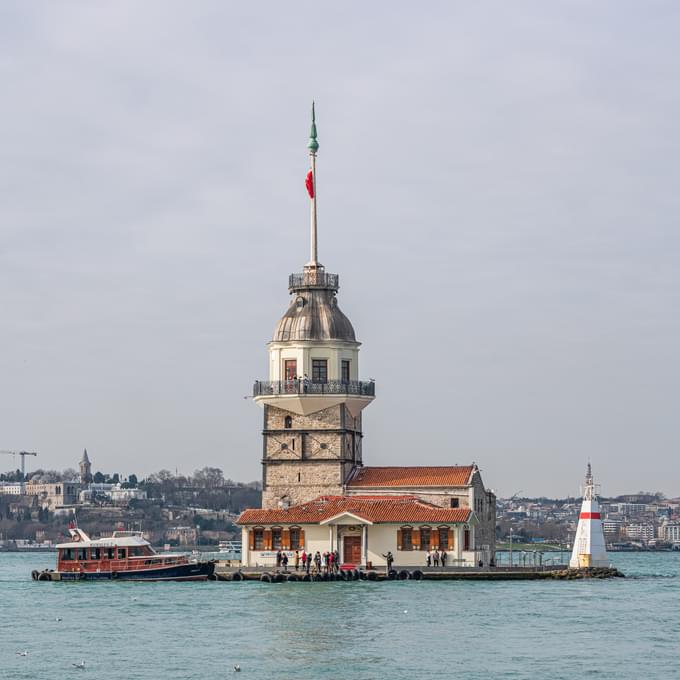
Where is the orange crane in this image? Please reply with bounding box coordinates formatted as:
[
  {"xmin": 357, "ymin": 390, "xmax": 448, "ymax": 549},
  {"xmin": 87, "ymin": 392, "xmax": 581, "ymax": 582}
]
[{"xmin": 0, "ymin": 450, "xmax": 38, "ymax": 476}]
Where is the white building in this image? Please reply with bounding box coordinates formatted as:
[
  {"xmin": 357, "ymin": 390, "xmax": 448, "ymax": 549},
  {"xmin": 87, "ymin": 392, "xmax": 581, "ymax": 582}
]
[
  {"xmin": 624, "ymin": 523, "xmax": 655, "ymax": 541},
  {"xmin": 658, "ymin": 523, "xmax": 680, "ymax": 543},
  {"xmin": 0, "ymin": 482, "xmax": 24, "ymax": 495}
]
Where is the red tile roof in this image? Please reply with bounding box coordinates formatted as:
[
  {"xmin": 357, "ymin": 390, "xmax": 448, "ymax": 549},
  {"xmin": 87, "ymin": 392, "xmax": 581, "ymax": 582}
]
[
  {"xmin": 237, "ymin": 495, "xmax": 471, "ymax": 525},
  {"xmin": 346, "ymin": 466, "xmax": 474, "ymax": 488}
]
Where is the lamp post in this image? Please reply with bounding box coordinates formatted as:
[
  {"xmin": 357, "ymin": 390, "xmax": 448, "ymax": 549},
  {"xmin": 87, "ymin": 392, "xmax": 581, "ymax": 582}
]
[{"xmin": 509, "ymin": 527, "xmax": 514, "ymax": 568}]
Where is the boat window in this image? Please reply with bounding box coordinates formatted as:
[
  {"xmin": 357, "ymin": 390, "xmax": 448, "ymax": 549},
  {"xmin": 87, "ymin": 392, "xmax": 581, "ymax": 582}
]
[
  {"xmin": 106, "ymin": 548, "xmax": 115, "ymax": 559},
  {"xmin": 92, "ymin": 548, "xmax": 101, "ymax": 560},
  {"xmin": 129, "ymin": 546, "xmax": 145, "ymax": 557},
  {"xmin": 77, "ymin": 548, "xmax": 88, "ymax": 561},
  {"xmin": 117, "ymin": 548, "xmax": 127, "ymax": 560},
  {"xmin": 61, "ymin": 548, "xmax": 75, "ymax": 561}
]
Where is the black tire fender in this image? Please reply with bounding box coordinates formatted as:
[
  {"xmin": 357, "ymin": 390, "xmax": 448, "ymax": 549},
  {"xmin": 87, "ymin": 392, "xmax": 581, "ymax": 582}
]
[
  {"xmin": 411, "ymin": 569, "xmax": 424, "ymax": 581},
  {"xmin": 260, "ymin": 572, "xmax": 272, "ymax": 583}
]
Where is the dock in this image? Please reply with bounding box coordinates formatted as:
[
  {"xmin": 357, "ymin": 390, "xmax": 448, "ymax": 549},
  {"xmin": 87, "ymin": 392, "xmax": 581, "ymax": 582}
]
[{"xmin": 212, "ymin": 563, "xmax": 624, "ymax": 582}]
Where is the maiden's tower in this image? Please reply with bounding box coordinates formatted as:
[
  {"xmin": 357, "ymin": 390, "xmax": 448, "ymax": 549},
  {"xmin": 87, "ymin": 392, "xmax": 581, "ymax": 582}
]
[{"xmin": 240, "ymin": 107, "xmax": 496, "ymax": 569}]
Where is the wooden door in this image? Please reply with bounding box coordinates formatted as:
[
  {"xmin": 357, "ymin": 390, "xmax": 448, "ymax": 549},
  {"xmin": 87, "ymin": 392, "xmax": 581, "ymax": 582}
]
[{"xmin": 343, "ymin": 535, "xmax": 362, "ymax": 565}]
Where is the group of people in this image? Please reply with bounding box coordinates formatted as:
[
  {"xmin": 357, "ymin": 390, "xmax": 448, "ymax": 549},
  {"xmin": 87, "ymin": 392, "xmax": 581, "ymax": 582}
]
[
  {"xmin": 426, "ymin": 549, "xmax": 449, "ymax": 567},
  {"xmin": 275, "ymin": 549, "xmax": 341, "ymax": 574}
]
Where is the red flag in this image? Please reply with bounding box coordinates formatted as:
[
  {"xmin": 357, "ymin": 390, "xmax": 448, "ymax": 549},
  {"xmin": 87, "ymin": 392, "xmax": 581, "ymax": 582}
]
[{"xmin": 305, "ymin": 170, "xmax": 314, "ymax": 199}]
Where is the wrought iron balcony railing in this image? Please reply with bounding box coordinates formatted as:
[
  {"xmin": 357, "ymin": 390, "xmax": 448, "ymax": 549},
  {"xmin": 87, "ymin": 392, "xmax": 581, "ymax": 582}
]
[
  {"xmin": 288, "ymin": 271, "xmax": 339, "ymax": 291},
  {"xmin": 253, "ymin": 379, "xmax": 375, "ymax": 397}
]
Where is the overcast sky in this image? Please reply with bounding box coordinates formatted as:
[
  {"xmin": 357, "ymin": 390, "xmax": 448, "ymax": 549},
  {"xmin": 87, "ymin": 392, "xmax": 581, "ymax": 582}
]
[{"xmin": 1, "ymin": 2, "xmax": 678, "ymax": 497}]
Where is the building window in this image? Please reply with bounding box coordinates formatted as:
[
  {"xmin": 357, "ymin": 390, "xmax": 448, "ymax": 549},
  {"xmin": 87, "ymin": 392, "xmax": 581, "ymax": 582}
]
[
  {"xmin": 253, "ymin": 528, "xmax": 264, "ymax": 550},
  {"xmin": 280, "ymin": 443, "xmax": 288, "ymax": 450},
  {"xmin": 438, "ymin": 527, "xmax": 449, "ymax": 550},
  {"xmin": 289, "ymin": 527, "xmax": 301, "ymax": 549},
  {"xmin": 271, "ymin": 528, "xmax": 282, "ymax": 549},
  {"xmin": 312, "ymin": 359, "xmax": 328, "ymax": 383},
  {"xmin": 284, "ymin": 360, "xmax": 297, "ymax": 380},
  {"xmin": 341, "ymin": 359, "xmax": 350, "ymax": 383},
  {"xmin": 450, "ymin": 498, "xmax": 459, "ymax": 508},
  {"xmin": 284, "ymin": 415, "xmax": 293, "ymax": 429},
  {"xmin": 420, "ymin": 527, "xmax": 431, "ymax": 549},
  {"xmin": 399, "ymin": 527, "xmax": 413, "ymax": 550}
]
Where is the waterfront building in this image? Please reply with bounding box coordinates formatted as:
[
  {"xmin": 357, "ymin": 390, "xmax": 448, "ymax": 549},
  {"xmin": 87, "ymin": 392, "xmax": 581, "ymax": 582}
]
[
  {"xmin": 238, "ymin": 107, "xmax": 496, "ymax": 569},
  {"xmin": 624, "ymin": 523, "xmax": 655, "ymax": 542},
  {"xmin": 569, "ymin": 463, "xmax": 609, "ymax": 568},
  {"xmin": 658, "ymin": 522, "xmax": 680, "ymax": 544}
]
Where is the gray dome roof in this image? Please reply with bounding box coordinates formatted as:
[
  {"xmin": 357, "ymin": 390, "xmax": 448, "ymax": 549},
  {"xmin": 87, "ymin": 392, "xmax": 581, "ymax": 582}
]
[{"xmin": 273, "ymin": 288, "xmax": 357, "ymax": 342}]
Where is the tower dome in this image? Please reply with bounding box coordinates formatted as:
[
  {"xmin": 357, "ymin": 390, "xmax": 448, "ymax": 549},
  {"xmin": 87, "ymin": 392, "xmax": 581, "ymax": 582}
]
[{"xmin": 273, "ymin": 270, "xmax": 356, "ymax": 343}]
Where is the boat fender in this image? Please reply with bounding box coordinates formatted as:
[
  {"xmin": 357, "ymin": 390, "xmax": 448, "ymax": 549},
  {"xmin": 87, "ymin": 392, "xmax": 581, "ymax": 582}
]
[
  {"xmin": 411, "ymin": 569, "xmax": 424, "ymax": 581},
  {"xmin": 286, "ymin": 573, "xmax": 298, "ymax": 582},
  {"xmin": 31, "ymin": 570, "xmax": 39, "ymax": 581},
  {"xmin": 111, "ymin": 571, "xmax": 118, "ymax": 580},
  {"xmin": 260, "ymin": 572, "xmax": 272, "ymax": 583},
  {"xmin": 313, "ymin": 573, "xmax": 323, "ymax": 581},
  {"xmin": 231, "ymin": 572, "xmax": 243, "ymax": 582},
  {"xmin": 366, "ymin": 571, "xmax": 378, "ymax": 581},
  {"xmin": 273, "ymin": 573, "xmax": 284, "ymax": 583},
  {"xmin": 398, "ymin": 570, "xmax": 410, "ymax": 580},
  {"xmin": 302, "ymin": 573, "xmax": 312, "ymax": 582},
  {"xmin": 351, "ymin": 569, "xmax": 360, "ymax": 580},
  {"xmin": 38, "ymin": 572, "xmax": 52, "ymax": 582},
  {"xmin": 388, "ymin": 569, "xmax": 398, "ymax": 580}
]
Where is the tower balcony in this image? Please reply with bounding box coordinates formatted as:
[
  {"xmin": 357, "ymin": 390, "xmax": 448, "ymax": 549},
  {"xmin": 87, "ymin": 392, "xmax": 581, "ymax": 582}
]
[
  {"xmin": 253, "ymin": 379, "xmax": 375, "ymax": 417},
  {"xmin": 288, "ymin": 271, "xmax": 339, "ymax": 292}
]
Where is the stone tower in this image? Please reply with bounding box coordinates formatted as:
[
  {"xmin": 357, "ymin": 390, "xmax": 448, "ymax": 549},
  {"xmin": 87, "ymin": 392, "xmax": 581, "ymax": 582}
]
[
  {"xmin": 79, "ymin": 448, "xmax": 92, "ymax": 484},
  {"xmin": 253, "ymin": 105, "xmax": 375, "ymax": 510}
]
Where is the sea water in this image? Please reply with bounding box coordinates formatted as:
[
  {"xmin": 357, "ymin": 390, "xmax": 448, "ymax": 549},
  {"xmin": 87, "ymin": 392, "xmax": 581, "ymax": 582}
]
[{"xmin": 1, "ymin": 552, "xmax": 678, "ymax": 679}]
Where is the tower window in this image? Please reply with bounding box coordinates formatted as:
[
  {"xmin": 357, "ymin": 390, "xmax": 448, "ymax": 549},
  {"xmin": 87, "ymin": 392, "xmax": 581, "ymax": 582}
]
[
  {"xmin": 312, "ymin": 359, "xmax": 328, "ymax": 383},
  {"xmin": 280, "ymin": 443, "xmax": 288, "ymax": 450},
  {"xmin": 450, "ymin": 498, "xmax": 459, "ymax": 508},
  {"xmin": 284, "ymin": 415, "xmax": 293, "ymax": 429},
  {"xmin": 284, "ymin": 360, "xmax": 297, "ymax": 381},
  {"xmin": 319, "ymin": 443, "xmax": 328, "ymax": 450},
  {"xmin": 341, "ymin": 360, "xmax": 350, "ymax": 383}
]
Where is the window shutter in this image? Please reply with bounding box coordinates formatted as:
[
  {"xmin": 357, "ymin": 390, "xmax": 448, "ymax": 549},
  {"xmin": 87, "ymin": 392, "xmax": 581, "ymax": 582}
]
[
  {"xmin": 264, "ymin": 529, "xmax": 272, "ymax": 551},
  {"xmin": 248, "ymin": 530, "xmax": 255, "ymax": 551},
  {"xmin": 299, "ymin": 529, "xmax": 305, "ymax": 548},
  {"xmin": 430, "ymin": 529, "xmax": 438, "ymax": 550},
  {"xmin": 397, "ymin": 528, "xmax": 403, "ymax": 551},
  {"xmin": 448, "ymin": 528, "xmax": 454, "ymax": 550},
  {"xmin": 412, "ymin": 528, "xmax": 420, "ymax": 551},
  {"xmin": 282, "ymin": 528, "xmax": 290, "ymax": 550}
]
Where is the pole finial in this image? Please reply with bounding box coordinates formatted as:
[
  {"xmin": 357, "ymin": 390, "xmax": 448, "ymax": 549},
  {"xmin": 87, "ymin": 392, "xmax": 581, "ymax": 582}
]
[{"xmin": 308, "ymin": 101, "xmax": 319, "ymax": 152}]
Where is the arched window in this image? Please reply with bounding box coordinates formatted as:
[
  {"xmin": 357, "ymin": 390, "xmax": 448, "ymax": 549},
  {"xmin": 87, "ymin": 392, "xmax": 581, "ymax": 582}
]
[
  {"xmin": 397, "ymin": 526, "xmax": 413, "ymax": 551},
  {"xmin": 284, "ymin": 415, "xmax": 293, "ymax": 429}
]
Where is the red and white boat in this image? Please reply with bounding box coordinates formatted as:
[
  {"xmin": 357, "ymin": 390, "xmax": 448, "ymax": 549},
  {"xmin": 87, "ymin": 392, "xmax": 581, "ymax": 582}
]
[{"xmin": 32, "ymin": 525, "xmax": 215, "ymax": 582}]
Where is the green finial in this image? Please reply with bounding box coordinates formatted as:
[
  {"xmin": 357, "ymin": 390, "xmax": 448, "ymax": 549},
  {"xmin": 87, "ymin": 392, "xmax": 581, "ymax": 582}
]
[{"xmin": 308, "ymin": 101, "xmax": 319, "ymax": 152}]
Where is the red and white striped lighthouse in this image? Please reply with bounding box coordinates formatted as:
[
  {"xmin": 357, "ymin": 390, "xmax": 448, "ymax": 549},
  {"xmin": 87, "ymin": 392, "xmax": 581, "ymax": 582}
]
[{"xmin": 569, "ymin": 463, "xmax": 609, "ymax": 568}]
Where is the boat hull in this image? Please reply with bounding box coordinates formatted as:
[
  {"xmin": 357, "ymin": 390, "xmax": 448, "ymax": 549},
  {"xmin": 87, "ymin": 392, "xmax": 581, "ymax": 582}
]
[{"xmin": 37, "ymin": 561, "xmax": 215, "ymax": 582}]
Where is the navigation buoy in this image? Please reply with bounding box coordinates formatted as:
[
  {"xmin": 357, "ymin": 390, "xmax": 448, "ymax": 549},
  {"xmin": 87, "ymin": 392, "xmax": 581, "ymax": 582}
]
[{"xmin": 569, "ymin": 463, "xmax": 609, "ymax": 569}]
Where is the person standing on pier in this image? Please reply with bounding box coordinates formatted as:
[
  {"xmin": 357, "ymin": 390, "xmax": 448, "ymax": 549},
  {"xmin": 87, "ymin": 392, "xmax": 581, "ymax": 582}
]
[
  {"xmin": 382, "ymin": 551, "xmax": 394, "ymax": 575},
  {"xmin": 441, "ymin": 550, "xmax": 448, "ymax": 567},
  {"xmin": 294, "ymin": 550, "xmax": 300, "ymax": 571}
]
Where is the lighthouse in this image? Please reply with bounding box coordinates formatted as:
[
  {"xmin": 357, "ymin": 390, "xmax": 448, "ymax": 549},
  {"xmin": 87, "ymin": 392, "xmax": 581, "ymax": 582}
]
[{"xmin": 569, "ymin": 463, "xmax": 609, "ymax": 568}]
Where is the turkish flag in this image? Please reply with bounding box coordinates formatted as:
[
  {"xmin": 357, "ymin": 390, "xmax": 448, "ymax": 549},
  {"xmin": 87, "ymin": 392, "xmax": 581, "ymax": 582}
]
[{"xmin": 305, "ymin": 170, "xmax": 314, "ymax": 199}]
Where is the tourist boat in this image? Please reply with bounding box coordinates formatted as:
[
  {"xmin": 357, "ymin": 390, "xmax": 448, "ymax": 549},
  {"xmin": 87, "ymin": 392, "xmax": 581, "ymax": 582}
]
[{"xmin": 32, "ymin": 525, "xmax": 215, "ymax": 582}]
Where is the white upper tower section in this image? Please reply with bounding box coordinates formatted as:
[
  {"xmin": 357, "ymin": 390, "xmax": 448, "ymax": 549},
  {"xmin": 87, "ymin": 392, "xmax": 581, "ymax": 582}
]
[
  {"xmin": 252, "ymin": 105, "xmax": 375, "ymax": 417},
  {"xmin": 569, "ymin": 463, "xmax": 609, "ymax": 568}
]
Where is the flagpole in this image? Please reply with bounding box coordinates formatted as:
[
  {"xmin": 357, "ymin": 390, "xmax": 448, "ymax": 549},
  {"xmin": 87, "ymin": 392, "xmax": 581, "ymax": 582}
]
[{"xmin": 307, "ymin": 102, "xmax": 319, "ymax": 267}]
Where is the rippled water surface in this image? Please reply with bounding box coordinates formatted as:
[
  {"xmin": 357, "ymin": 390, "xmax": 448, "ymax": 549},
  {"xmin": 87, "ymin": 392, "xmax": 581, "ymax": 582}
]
[{"xmin": 1, "ymin": 552, "xmax": 679, "ymax": 679}]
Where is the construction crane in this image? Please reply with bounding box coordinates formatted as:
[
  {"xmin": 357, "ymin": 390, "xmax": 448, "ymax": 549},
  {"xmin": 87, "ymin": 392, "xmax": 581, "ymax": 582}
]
[{"xmin": 0, "ymin": 450, "xmax": 38, "ymax": 477}]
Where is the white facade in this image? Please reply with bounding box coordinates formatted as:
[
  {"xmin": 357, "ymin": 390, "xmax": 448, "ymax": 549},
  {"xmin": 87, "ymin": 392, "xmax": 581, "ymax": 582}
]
[
  {"xmin": 624, "ymin": 523, "xmax": 655, "ymax": 541},
  {"xmin": 0, "ymin": 482, "xmax": 24, "ymax": 495}
]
